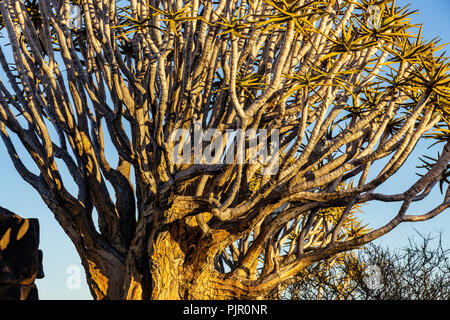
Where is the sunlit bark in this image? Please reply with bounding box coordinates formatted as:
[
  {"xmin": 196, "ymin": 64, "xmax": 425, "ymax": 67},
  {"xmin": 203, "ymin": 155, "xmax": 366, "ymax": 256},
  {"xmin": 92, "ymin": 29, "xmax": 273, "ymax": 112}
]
[{"xmin": 0, "ymin": 0, "xmax": 449, "ymax": 299}]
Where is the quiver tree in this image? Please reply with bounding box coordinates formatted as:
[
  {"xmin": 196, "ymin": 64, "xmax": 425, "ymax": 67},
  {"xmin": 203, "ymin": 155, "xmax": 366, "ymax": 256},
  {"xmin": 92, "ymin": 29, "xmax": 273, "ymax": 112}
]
[{"xmin": 0, "ymin": 0, "xmax": 449, "ymax": 299}]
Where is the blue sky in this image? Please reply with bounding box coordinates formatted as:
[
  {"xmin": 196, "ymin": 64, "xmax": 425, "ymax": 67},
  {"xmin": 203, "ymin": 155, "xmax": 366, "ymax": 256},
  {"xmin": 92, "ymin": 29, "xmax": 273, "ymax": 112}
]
[
  {"xmin": 357, "ymin": 0, "xmax": 450, "ymax": 245},
  {"xmin": 0, "ymin": 1, "xmax": 449, "ymax": 300}
]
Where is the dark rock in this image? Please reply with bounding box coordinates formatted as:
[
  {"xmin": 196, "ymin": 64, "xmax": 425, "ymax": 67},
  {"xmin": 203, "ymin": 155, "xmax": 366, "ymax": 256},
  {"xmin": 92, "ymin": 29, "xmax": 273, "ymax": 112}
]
[
  {"xmin": 0, "ymin": 206, "xmax": 43, "ymax": 300},
  {"xmin": 0, "ymin": 284, "xmax": 39, "ymax": 300},
  {"xmin": 37, "ymin": 249, "xmax": 44, "ymax": 279}
]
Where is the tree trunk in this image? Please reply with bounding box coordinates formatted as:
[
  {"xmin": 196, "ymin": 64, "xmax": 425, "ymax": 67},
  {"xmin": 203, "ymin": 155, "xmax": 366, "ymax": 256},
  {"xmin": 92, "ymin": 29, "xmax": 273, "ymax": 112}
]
[{"xmin": 79, "ymin": 204, "xmax": 263, "ymax": 300}]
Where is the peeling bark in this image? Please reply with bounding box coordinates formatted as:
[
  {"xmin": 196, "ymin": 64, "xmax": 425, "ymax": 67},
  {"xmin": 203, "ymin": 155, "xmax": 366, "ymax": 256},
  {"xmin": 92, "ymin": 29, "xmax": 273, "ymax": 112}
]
[{"xmin": 0, "ymin": 0, "xmax": 449, "ymax": 300}]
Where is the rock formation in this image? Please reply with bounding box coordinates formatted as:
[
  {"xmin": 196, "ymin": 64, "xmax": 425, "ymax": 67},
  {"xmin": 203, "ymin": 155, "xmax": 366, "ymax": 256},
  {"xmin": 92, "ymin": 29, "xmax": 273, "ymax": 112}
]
[{"xmin": 0, "ymin": 206, "xmax": 44, "ymax": 300}]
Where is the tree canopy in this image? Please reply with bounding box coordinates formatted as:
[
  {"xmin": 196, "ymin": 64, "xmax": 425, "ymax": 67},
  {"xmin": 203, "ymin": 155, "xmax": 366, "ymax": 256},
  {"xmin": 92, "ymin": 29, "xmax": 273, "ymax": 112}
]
[{"xmin": 0, "ymin": 0, "xmax": 449, "ymax": 299}]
